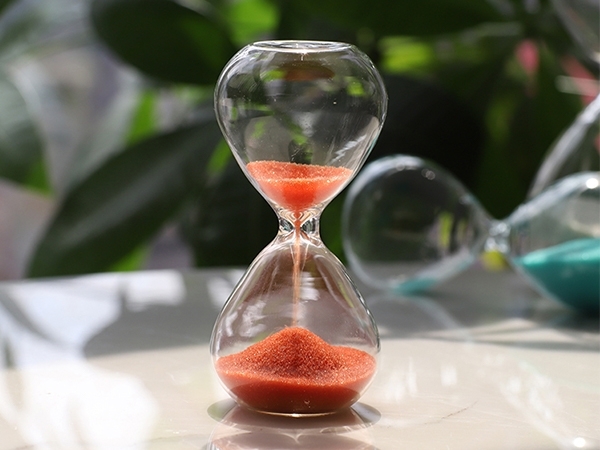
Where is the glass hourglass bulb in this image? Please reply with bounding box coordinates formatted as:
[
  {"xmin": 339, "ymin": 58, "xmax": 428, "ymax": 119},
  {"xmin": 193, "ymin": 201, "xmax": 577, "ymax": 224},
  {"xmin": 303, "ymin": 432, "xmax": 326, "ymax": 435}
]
[
  {"xmin": 529, "ymin": 94, "xmax": 600, "ymax": 199},
  {"xmin": 343, "ymin": 155, "xmax": 600, "ymax": 313},
  {"xmin": 500, "ymin": 171, "xmax": 600, "ymax": 312},
  {"xmin": 342, "ymin": 155, "xmax": 491, "ymax": 294},
  {"xmin": 211, "ymin": 41, "xmax": 387, "ymax": 416},
  {"xmin": 533, "ymin": 0, "xmax": 600, "ymax": 196},
  {"xmin": 551, "ymin": 0, "xmax": 600, "ymax": 65}
]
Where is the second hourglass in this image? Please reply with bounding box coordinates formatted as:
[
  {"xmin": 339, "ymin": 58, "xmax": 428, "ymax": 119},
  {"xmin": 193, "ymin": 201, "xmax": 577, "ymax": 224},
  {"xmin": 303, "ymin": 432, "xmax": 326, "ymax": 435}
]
[
  {"xmin": 210, "ymin": 41, "xmax": 387, "ymax": 415},
  {"xmin": 342, "ymin": 155, "xmax": 599, "ymax": 312}
]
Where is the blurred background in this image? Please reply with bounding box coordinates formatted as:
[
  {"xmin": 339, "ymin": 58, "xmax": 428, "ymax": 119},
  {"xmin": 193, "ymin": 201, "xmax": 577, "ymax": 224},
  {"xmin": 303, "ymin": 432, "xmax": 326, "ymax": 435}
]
[{"xmin": 0, "ymin": 0, "xmax": 597, "ymax": 280}]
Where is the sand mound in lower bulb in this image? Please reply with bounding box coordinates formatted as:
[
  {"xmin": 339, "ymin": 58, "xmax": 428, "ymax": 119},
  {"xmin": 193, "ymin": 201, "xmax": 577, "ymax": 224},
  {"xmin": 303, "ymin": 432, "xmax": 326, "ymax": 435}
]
[{"xmin": 215, "ymin": 327, "xmax": 376, "ymax": 415}]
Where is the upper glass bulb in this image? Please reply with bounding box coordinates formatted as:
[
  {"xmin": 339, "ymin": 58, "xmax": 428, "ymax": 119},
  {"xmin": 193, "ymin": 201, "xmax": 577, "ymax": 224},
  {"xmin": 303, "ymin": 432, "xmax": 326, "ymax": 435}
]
[{"xmin": 214, "ymin": 40, "xmax": 387, "ymax": 219}]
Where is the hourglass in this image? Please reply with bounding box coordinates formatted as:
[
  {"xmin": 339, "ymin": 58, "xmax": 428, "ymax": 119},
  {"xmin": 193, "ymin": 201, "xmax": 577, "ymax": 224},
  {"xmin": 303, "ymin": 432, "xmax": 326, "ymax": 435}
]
[
  {"xmin": 342, "ymin": 155, "xmax": 599, "ymax": 313},
  {"xmin": 210, "ymin": 41, "xmax": 387, "ymax": 415}
]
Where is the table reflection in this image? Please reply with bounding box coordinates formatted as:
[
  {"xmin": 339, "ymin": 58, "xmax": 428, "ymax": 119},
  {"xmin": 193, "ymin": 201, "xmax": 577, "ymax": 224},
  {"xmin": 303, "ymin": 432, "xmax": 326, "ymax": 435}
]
[
  {"xmin": 364, "ymin": 289, "xmax": 600, "ymax": 449},
  {"xmin": 207, "ymin": 400, "xmax": 379, "ymax": 449}
]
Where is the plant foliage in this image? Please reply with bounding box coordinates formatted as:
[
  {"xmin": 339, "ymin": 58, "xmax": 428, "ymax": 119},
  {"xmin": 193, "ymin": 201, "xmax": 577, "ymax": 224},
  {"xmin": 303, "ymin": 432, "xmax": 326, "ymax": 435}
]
[{"xmin": 0, "ymin": 0, "xmax": 592, "ymax": 277}]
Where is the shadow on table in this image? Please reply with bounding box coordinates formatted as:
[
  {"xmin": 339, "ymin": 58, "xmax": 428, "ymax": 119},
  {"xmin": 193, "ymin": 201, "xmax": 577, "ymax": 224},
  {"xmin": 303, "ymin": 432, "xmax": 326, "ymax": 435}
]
[
  {"xmin": 0, "ymin": 269, "xmax": 247, "ymax": 447},
  {"xmin": 363, "ymin": 267, "xmax": 599, "ymax": 353},
  {"xmin": 0, "ymin": 269, "xmax": 229, "ymax": 358}
]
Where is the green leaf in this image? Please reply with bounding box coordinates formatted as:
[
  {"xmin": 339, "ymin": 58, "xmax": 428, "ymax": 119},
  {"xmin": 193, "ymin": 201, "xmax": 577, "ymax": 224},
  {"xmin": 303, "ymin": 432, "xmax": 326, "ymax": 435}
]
[
  {"xmin": 0, "ymin": 0, "xmax": 18, "ymax": 16},
  {"xmin": 27, "ymin": 114, "xmax": 222, "ymax": 277},
  {"xmin": 91, "ymin": 0, "xmax": 236, "ymax": 84},
  {"xmin": 505, "ymin": 44, "xmax": 583, "ymax": 189},
  {"xmin": 225, "ymin": 0, "xmax": 279, "ymax": 46},
  {"xmin": 474, "ymin": 42, "xmax": 583, "ymax": 218},
  {"xmin": 183, "ymin": 157, "xmax": 278, "ymax": 267},
  {"xmin": 0, "ymin": 74, "xmax": 45, "ymax": 187},
  {"xmin": 320, "ymin": 194, "xmax": 345, "ymax": 260},
  {"xmin": 109, "ymin": 244, "xmax": 149, "ymax": 272},
  {"xmin": 430, "ymin": 27, "xmax": 521, "ymax": 114},
  {"xmin": 379, "ymin": 37, "xmax": 437, "ymax": 74},
  {"xmin": 293, "ymin": 0, "xmax": 506, "ymax": 38},
  {"xmin": 0, "ymin": 0, "xmax": 87, "ymax": 63},
  {"xmin": 370, "ymin": 75, "xmax": 485, "ymax": 190},
  {"xmin": 475, "ymin": 88, "xmax": 525, "ymax": 219},
  {"xmin": 66, "ymin": 75, "xmax": 146, "ymax": 190},
  {"xmin": 124, "ymin": 89, "xmax": 157, "ymax": 145}
]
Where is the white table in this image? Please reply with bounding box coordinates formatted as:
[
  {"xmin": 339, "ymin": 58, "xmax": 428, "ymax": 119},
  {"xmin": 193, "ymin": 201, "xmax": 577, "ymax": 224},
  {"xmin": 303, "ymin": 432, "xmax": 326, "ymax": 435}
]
[{"xmin": 0, "ymin": 267, "xmax": 598, "ymax": 449}]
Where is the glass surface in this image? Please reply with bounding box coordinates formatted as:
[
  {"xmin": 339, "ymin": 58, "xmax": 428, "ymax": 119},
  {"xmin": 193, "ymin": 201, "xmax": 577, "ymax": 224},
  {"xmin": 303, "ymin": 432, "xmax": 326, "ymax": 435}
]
[
  {"xmin": 504, "ymin": 172, "xmax": 600, "ymax": 312},
  {"xmin": 343, "ymin": 155, "xmax": 490, "ymax": 294},
  {"xmin": 343, "ymin": 154, "xmax": 599, "ymax": 313},
  {"xmin": 551, "ymin": 0, "xmax": 600, "ymax": 64},
  {"xmin": 531, "ymin": 0, "xmax": 600, "ymax": 195},
  {"xmin": 211, "ymin": 40, "xmax": 387, "ymax": 416},
  {"xmin": 529, "ymin": 94, "xmax": 600, "ymax": 199}
]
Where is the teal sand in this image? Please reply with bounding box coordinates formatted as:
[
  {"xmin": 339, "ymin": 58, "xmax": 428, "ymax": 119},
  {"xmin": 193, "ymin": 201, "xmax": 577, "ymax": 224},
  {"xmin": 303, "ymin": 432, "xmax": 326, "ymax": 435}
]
[{"xmin": 514, "ymin": 238, "xmax": 600, "ymax": 313}]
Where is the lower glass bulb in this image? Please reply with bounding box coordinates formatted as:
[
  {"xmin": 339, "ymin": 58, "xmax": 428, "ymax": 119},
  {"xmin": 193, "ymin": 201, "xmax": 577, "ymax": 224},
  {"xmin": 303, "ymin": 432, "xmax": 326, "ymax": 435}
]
[{"xmin": 210, "ymin": 221, "xmax": 380, "ymax": 416}]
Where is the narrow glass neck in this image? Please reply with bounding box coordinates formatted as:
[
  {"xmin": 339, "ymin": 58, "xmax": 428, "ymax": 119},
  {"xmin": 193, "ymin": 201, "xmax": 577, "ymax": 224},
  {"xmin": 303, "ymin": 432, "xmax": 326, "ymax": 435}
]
[
  {"xmin": 278, "ymin": 214, "xmax": 321, "ymax": 240},
  {"xmin": 485, "ymin": 220, "xmax": 510, "ymax": 254}
]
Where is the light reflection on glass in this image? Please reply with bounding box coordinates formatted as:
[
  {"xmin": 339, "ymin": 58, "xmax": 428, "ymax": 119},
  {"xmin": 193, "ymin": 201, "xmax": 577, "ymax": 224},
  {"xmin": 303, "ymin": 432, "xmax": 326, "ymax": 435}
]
[{"xmin": 207, "ymin": 400, "xmax": 379, "ymax": 450}]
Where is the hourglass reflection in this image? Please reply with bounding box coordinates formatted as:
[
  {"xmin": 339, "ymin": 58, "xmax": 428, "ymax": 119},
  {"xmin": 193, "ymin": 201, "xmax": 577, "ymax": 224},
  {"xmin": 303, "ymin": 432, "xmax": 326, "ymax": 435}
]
[{"xmin": 210, "ymin": 41, "xmax": 387, "ymax": 415}]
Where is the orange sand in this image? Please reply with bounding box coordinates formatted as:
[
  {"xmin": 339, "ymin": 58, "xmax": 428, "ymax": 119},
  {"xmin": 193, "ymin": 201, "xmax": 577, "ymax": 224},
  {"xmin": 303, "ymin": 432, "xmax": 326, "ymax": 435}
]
[
  {"xmin": 246, "ymin": 161, "xmax": 352, "ymax": 213},
  {"xmin": 215, "ymin": 327, "xmax": 376, "ymax": 415}
]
